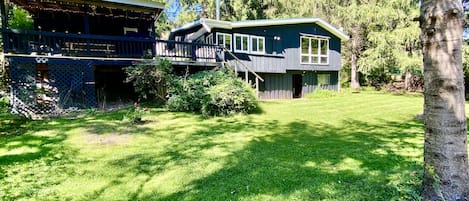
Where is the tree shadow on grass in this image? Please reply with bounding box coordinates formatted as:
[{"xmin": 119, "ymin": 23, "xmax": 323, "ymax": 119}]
[
  {"xmin": 0, "ymin": 108, "xmax": 145, "ymax": 165},
  {"xmin": 0, "ymin": 107, "xmax": 425, "ymax": 200},
  {"xmin": 0, "ymin": 108, "xmax": 162, "ymax": 200},
  {"xmin": 131, "ymin": 119, "xmax": 424, "ymax": 201}
]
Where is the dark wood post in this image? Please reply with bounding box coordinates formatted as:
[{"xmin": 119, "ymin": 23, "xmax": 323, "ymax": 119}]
[
  {"xmin": 83, "ymin": 5, "xmax": 90, "ymax": 55},
  {"xmin": 151, "ymin": 17, "xmax": 156, "ymax": 57},
  {"xmin": 0, "ymin": 0, "xmax": 8, "ymax": 50},
  {"xmin": 191, "ymin": 44, "xmax": 196, "ymax": 61}
]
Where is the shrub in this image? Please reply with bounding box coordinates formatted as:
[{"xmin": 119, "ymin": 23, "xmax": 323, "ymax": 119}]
[
  {"xmin": 166, "ymin": 70, "xmax": 226, "ymax": 112},
  {"xmin": 0, "ymin": 96, "xmax": 9, "ymax": 113},
  {"xmin": 167, "ymin": 69, "xmax": 228, "ymax": 112},
  {"xmin": 125, "ymin": 58, "xmax": 173, "ymax": 101},
  {"xmin": 122, "ymin": 103, "xmax": 149, "ymax": 124},
  {"xmin": 167, "ymin": 69, "xmax": 258, "ymax": 117},
  {"xmin": 202, "ymin": 79, "xmax": 257, "ymax": 116}
]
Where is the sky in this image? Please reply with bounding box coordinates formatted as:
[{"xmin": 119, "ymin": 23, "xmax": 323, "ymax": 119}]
[{"xmin": 164, "ymin": 0, "xmax": 203, "ymax": 22}]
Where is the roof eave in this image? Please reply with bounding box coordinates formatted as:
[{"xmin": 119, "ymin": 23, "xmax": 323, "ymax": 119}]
[
  {"xmin": 172, "ymin": 18, "xmax": 350, "ymax": 41},
  {"xmin": 102, "ymin": 0, "xmax": 165, "ymax": 10},
  {"xmin": 171, "ymin": 18, "xmax": 231, "ymax": 34},
  {"xmin": 232, "ymin": 18, "xmax": 349, "ymax": 41}
]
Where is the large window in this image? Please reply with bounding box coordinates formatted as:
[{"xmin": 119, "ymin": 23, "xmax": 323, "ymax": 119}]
[
  {"xmin": 301, "ymin": 35, "xmax": 329, "ymax": 65},
  {"xmin": 234, "ymin": 34, "xmax": 250, "ymax": 53},
  {"xmin": 216, "ymin": 33, "xmax": 232, "ymax": 51},
  {"xmin": 251, "ymin": 36, "xmax": 265, "ymax": 54}
]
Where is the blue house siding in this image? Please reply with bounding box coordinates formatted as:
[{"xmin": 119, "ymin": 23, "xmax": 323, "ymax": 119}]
[
  {"xmin": 170, "ymin": 18, "xmax": 347, "ymax": 100},
  {"xmin": 213, "ymin": 23, "xmax": 342, "ymax": 73},
  {"xmin": 228, "ymin": 54, "xmax": 286, "ymax": 73},
  {"xmin": 258, "ymin": 71, "xmax": 339, "ymax": 99},
  {"xmin": 259, "ymin": 73, "xmax": 292, "ymax": 99}
]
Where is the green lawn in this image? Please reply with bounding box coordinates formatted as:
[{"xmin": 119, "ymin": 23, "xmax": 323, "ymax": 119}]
[{"xmin": 0, "ymin": 92, "xmax": 426, "ymax": 200}]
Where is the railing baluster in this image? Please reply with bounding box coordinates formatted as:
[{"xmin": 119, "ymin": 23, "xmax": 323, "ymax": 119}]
[{"xmin": 4, "ymin": 30, "xmax": 223, "ymax": 61}]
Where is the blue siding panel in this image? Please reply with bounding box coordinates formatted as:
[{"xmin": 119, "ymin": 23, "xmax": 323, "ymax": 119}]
[
  {"xmin": 259, "ymin": 71, "xmax": 339, "ymax": 99},
  {"xmin": 214, "ymin": 23, "xmax": 342, "ymax": 73}
]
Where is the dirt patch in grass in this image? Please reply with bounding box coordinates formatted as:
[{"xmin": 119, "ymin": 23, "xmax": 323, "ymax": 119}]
[{"xmin": 85, "ymin": 133, "xmax": 130, "ymax": 145}]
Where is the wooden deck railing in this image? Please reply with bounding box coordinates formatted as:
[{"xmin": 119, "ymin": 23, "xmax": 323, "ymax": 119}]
[
  {"xmin": 3, "ymin": 29, "xmax": 155, "ymax": 58},
  {"xmin": 2, "ymin": 29, "xmax": 224, "ymax": 62},
  {"xmin": 155, "ymin": 40, "xmax": 223, "ymax": 62},
  {"xmin": 223, "ymin": 48, "xmax": 264, "ymax": 97}
]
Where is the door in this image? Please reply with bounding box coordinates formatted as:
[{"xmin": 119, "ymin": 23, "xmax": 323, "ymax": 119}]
[{"xmin": 292, "ymin": 74, "xmax": 303, "ymax": 98}]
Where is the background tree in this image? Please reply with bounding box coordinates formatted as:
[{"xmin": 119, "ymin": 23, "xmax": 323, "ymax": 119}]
[
  {"xmin": 7, "ymin": 6, "xmax": 33, "ymax": 30},
  {"xmin": 419, "ymin": 0, "xmax": 469, "ymax": 200},
  {"xmin": 357, "ymin": 1, "xmax": 421, "ymax": 88}
]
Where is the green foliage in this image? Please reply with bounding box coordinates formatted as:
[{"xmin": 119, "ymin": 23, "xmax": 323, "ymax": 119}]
[
  {"xmin": 305, "ymin": 88, "xmax": 339, "ymax": 99},
  {"xmin": 0, "ymin": 65, "xmax": 6, "ymax": 92},
  {"xmin": 202, "ymin": 78, "xmax": 257, "ymax": 116},
  {"xmin": 167, "ymin": 70, "xmax": 228, "ymax": 112},
  {"xmin": 0, "ymin": 95, "xmax": 9, "ymax": 113},
  {"xmin": 8, "ymin": 6, "xmax": 33, "ymax": 30},
  {"xmin": 167, "ymin": 69, "xmax": 258, "ymax": 117},
  {"xmin": 154, "ymin": 13, "xmax": 173, "ymax": 38},
  {"xmin": 122, "ymin": 103, "xmax": 149, "ymax": 124},
  {"xmin": 125, "ymin": 58, "xmax": 173, "ymax": 101},
  {"xmin": 175, "ymin": 0, "xmax": 266, "ymax": 22},
  {"xmin": 357, "ymin": 3, "xmax": 421, "ymax": 85}
]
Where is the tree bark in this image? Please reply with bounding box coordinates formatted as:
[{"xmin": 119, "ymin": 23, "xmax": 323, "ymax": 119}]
[
  {"xmin": 405, "ymin": 70, "xmax": 412, "ymax": 91},
  {"xmin": 351, "ymin": 51, "xmax": 360, "ymax": 89},
  {"xmin": 350, "ymin": 35, "xmax": 360, "ymax": 89},
  {"xmin": 421, "ymin": 0, "xmax": 469, "ymax": 200}
]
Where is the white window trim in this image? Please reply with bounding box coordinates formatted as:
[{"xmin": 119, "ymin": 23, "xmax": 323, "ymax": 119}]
[
  {"xmin": 206, "ymin": 33, "xmax": 214, "ymax": 44},
  {"xmin": 250, "ymin": 35, "xmax": 265, "ymax": 54},
  {"xmin": 216, "ymin": 33, "xmax": 232, "ymax": 51},
  {"xmin": 234, "ymin": 33, "xmax": 250, "ymax": 53},
  {"xmin": 300, "ymin": 35, "xmax": 329, "ymax": 65}
]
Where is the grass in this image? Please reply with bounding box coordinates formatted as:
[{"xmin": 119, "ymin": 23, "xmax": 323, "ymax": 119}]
[{"xmin": 0, "ymin": 92, "xmax": 426, "ymax": 200}]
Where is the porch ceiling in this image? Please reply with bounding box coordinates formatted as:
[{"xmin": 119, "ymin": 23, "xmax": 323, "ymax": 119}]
[{"xmin": 10, "ymin": 0, "xmax": 163, "ymax": 20}]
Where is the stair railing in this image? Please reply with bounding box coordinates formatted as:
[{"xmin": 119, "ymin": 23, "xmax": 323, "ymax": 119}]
[{"xmin": 223, "ymin": 48, "xmax": 264, "ymax": 97}]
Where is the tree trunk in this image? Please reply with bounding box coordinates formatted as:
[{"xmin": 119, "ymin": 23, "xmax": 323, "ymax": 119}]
[
  {"xmin": 405, "ymin": 70, "xmax": 412, "ymax": 91},
  {"xmin": 351, "ymin": 52, "xmax": 360, "ymax": 89},
  {"xmin": 421, "ymin": 1, "xmax": 469, "ymax": 200}
]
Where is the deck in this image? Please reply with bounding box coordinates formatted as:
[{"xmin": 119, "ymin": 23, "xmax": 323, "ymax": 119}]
[{"xmin": 2, "ymin": 29, "xmax": 224, "ymax": 65}]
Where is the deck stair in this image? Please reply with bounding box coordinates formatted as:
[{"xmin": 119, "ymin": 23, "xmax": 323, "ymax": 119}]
[{"xmin": 223, "ymin": 49, "xmax": 264, "ymax": 97}]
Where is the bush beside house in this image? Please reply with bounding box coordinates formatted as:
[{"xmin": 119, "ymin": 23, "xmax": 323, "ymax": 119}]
[
  {"xmin": 167, "ymin": 69, "xmax": 258, "ymax": 117},
  {"xmin": 125, "ymin": 59, "xmax": 258, "ymax": 117}
]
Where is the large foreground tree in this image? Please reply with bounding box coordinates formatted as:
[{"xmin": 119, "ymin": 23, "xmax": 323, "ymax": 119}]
[{"xmin": 420, "ymin": 0, "xmax": 469, "ymax": 200}]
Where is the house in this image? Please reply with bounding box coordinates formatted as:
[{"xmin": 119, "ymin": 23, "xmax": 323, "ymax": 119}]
[
  {"xmin": 1, "ymin": 0, "xmax": 223, "ymax": 116},
  {"xmin": 170, "ymin": 18, "xmax": 349, "ymax": 99},
  {"xmin": 2, "ymin": 0, "xmax": 348, "ymax": 116}
]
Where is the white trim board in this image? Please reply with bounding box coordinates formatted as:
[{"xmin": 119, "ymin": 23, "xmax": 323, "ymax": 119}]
[{"xmin": 172, "ymin": 18, "xmax": 349, "ymax": 41}]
